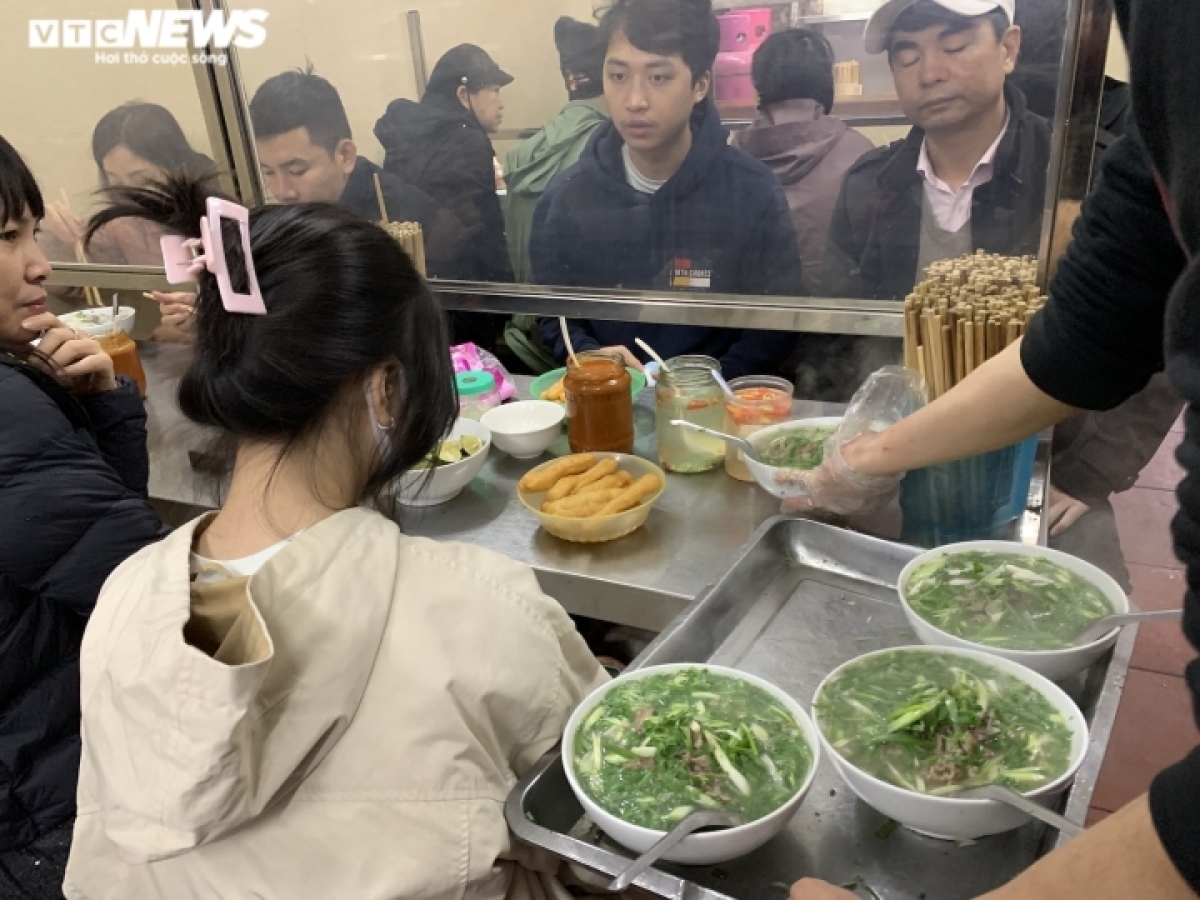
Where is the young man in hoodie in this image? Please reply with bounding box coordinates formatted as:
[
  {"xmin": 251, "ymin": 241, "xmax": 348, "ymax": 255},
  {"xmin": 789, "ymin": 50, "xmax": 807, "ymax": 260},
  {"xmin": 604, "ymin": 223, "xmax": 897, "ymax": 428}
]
[
  {"xmin": 249, "ymin": 69, "xmax": 460, "ymax": 278},
  {"xmin": 532, "ymin": 0, "xmax": 803, "ymax": 379},
  {"xmin": 506, "ymin": 17, "xmax": 609, "ymax": 285}
]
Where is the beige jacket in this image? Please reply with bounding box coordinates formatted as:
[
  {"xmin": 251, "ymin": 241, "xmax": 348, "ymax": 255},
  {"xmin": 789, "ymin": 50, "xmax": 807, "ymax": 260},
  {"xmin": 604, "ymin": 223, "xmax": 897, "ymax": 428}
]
[{"xmin": 64, "ymin": 508, "xmax": 607, "ymax": 899}]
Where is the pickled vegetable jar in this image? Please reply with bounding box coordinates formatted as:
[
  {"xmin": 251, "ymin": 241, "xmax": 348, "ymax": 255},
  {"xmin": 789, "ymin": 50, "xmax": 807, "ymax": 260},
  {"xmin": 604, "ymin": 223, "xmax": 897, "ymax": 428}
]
[
  {"xmin": 723, "ymin": 376, "xmax": 794, "ymax": 481},
  {"xmin": 564, "ymin": 352, "xmax": 634, "ymax": 453},
  {"xmin": 655, "ymin": 355, "xmax": 725, "ymax": 473}
]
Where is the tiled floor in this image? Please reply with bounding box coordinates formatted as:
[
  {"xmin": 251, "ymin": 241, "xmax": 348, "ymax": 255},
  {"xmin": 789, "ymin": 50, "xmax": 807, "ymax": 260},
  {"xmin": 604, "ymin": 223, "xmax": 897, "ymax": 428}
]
[{"xmin": 1087, "ymin": 428, "xmax": 1199, "ymax": 825}]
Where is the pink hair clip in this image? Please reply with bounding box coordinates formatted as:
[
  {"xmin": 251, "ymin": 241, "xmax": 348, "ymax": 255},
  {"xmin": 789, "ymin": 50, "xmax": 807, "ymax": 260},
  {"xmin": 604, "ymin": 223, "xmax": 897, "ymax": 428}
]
[{"xmin": 160, "ymin": 197, "xmax": 266, "ymax": 316}]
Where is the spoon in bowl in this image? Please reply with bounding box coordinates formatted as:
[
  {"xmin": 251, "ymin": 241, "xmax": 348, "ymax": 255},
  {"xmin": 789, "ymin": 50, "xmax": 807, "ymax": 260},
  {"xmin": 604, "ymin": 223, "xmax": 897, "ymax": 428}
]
[
  {"xmin": 1070, "ymin": 608, "xmax": 1184, "ymax": 646},
  {"xmin": 670, "ymin": 420, "xmax": 764, "ymax": 463},
  {"xmin": 953, "ymin": 784, "xmax": 1083, "ymax": 838},
  {"xmin": 608, "ymin": 810, "xmax": 744, "ymax": 892}
]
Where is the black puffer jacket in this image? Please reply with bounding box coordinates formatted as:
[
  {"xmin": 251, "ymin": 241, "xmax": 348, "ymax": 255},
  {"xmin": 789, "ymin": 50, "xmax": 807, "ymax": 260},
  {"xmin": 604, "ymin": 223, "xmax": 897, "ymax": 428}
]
[
  {"xmin": 375, "ymin": 95, "xmax": 513, "ymax": 285},
  {"xmin": 0, "ymin": 355, "xmax": 163, "ymax": 851}
]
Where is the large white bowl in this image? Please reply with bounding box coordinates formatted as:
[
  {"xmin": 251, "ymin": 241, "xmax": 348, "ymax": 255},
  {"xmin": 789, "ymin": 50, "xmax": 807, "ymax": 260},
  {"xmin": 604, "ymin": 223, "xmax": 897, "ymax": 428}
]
[
  {"xmin": 562, "ymin": 662, "xmax": 821, "ymax": 865},
  {"xmin": 743, "ymin": 417, "xmax": 843, "ymax": 500},
  {"xmin": 397, "ymin": 418, "xmax": 491, "ymax": 507},
  {"xmin": 812, "ymin": 645, "xmax": 1089, "ymax": 840},
  {"xmin": 897, "ymin": 541, "xmax": 1129, "ymax": 682},
  {"xmin": 481, "ymin": 400, "xmax": 564, "ymax": 459}
]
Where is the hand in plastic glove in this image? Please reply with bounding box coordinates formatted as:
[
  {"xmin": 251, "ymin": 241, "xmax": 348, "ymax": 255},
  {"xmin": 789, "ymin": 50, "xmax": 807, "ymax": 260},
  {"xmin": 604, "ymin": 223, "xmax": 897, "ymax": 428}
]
[
  {"xmin": 789, "ymin": 879, "xmax": 858, "ymax": 900},
  {"xmin": 1047, "ymin": 486, "xmax": 1090, "ymax": 537},
  {"xmin": 779, "ymin": 366, "xmax": 926, "ymax": 516}
]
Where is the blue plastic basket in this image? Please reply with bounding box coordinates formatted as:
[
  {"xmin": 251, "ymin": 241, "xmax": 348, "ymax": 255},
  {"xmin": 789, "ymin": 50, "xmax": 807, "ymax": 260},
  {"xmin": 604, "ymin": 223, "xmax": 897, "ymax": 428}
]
[{"xmin": 899, "ymin": 435, "xmax": 1039, "ymax": 547}]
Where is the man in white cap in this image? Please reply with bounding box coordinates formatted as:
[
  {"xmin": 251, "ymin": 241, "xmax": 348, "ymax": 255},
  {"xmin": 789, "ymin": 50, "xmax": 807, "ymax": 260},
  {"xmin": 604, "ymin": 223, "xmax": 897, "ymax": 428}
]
[{"xmin": 820, "ymin": 0, "xmax": 1048, "ymax": 301}]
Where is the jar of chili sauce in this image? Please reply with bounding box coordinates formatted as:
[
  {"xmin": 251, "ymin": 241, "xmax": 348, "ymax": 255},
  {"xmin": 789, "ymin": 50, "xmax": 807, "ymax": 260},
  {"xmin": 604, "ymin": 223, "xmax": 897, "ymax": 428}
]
[
  {"xmin": 723, "ymin": 375, "xmax": 794, "ymax": 481},
  {"xmin": 564, "ymin": 352, "xmax": 634, "ymax": 454}
]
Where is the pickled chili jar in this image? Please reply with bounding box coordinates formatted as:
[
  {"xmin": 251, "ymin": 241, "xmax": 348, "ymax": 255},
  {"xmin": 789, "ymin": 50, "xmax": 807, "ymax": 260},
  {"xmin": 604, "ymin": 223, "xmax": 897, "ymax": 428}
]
[
  {"xmin": 722, "ymin": 375, "xmax": 795, "ymax": 481},
  {"xmin": 654, "ymin": 355, "xmax": 726, "ymax": 473},
  {"xmin": 564, "ymin": 351, "xmax": 634, "ymax": 453}
]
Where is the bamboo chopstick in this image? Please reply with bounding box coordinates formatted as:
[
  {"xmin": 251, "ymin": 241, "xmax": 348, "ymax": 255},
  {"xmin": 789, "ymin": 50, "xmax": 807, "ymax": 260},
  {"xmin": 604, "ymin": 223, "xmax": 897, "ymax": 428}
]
[
  {"xmin": 373, "ymin": 173, "xmax": 389, "ymax": 225},
  {"xmin": 903, "ymin": 250, "xmax": 1048, "ymax": 396}
]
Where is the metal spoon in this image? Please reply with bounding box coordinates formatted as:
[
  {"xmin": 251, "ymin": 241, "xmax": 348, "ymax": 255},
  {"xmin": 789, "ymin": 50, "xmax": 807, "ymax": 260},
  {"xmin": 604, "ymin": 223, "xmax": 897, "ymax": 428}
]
[
  {"xmin": 607, "ymin": 810, "xmax": 743, "ymax": 892},
  {"xmin": 1071, "ymin": 608, "xmax": 1184, "ymax": 646},
  {"xmin": 669, "ymin": 420, "xmax": 764, "ymax": 463},
  {"xmin": 953, "ymin": 784, "xmax": 1083, "ymax": 838}
]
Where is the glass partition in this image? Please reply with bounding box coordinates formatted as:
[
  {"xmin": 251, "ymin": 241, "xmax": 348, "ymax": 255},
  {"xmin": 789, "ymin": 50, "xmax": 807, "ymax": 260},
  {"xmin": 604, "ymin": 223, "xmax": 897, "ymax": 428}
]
[
  {"xmin": 0, "ymin": 0, "xmax": 1091, "ymax": 346},
  {"xmin": 226, "ymin": 0, "xmax": 1071, "ymax": 307}
]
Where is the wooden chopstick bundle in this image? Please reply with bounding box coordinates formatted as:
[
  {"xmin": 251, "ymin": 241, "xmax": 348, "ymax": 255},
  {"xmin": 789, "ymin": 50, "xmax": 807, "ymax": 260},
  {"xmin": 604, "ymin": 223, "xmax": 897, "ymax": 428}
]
[
  {"xmin": 903, "ymin": 250, "xmax": 1048, "ymax": 399},
  {"xmin": 380, "ymin": 221, "xmax": 427, "ymax": 278}
]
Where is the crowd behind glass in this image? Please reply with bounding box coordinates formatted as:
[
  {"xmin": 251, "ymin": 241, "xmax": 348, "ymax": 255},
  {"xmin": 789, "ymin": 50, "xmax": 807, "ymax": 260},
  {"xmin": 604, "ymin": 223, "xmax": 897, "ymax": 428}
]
[{"xmin": 34, "ymin": 0, "xmax": 1072, "ymax": 396}]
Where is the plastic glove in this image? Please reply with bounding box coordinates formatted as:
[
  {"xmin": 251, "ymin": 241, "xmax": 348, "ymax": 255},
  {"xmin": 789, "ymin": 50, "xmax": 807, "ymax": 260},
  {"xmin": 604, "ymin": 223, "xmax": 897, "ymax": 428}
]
[{"xmin": 779, "ymin": 366, "xmax": 926, "ymax": 516}]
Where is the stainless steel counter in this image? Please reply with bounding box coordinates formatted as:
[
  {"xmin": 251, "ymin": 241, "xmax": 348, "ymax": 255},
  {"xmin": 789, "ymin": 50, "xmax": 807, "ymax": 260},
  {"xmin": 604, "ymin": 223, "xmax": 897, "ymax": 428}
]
[{"xmin": 140, "ymin": 342, "xmax": 1050, "ymax": 632}]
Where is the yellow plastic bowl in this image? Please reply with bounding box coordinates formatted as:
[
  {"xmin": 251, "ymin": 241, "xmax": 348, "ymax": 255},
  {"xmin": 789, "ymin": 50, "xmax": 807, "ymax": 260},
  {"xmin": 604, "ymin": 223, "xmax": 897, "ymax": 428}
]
[{"xmin": 517, "ymin": 453, "xmax": 666, "ymax": 543}]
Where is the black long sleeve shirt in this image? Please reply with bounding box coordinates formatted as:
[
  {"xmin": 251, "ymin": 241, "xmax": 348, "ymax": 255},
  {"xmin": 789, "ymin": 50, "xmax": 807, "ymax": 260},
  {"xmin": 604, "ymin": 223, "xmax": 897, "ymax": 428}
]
[{"xmin": 1021, "ymin": 125, "xmax": 1199, "ymax": 889}]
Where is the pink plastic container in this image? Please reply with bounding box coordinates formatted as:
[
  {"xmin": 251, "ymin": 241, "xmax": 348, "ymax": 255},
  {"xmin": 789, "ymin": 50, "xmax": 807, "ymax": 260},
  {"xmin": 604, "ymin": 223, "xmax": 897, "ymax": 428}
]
[{"xmin": 715, "ymin": 10, "xmax": 772, "ymax": 104}]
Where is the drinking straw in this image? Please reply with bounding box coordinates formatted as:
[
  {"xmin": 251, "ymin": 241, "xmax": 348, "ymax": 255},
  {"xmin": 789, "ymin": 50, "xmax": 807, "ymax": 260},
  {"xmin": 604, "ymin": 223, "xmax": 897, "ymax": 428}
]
[
  {"xmin": 559, "ymin": 317, "xmax": 579, "ymax": 368},
  {"xmin": 373, "ymin": 173, "xmax": 389, "ymax": 224},
  {"xmin": 634, "ymin": 337, "xmax": 671, "ymax": 372}
]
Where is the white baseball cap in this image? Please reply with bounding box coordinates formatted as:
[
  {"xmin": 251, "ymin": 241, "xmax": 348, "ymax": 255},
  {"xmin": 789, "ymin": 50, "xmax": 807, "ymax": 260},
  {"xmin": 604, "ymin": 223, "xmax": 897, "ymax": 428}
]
[{"xmin": 864, "ymin": 0, "xmax": 1016, "ymax": 55}]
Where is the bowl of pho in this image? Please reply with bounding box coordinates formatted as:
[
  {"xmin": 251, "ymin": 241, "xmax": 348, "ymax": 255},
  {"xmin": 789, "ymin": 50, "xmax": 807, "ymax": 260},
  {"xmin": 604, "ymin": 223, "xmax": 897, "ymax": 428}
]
[
  {"xmin": 562, "ymin": 663, "xmax": 820, "ymax": 865},
  {"xmin": 812, "ymin": 646, "xmax": 1088, "ymax": 840},
  {"xmin": 742, "ymin": 417, "xmax": 842, "ymax": 500},
  {"xmin": 897, "ymin": 541, "xmax": 1128, "ymax": 681}
]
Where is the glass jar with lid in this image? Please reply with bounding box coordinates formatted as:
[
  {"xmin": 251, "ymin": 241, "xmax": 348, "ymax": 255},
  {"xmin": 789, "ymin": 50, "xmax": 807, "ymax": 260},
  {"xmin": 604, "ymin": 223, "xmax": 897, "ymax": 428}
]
[
  {"xmin": 456, "ymin": 371, "xmax": 502, "ymax": 420},
  {"xmin": 654, "ymin": 355, "xmax": 726, "ymax": 473},
  {"xmin": 564, "ymin": 352, "xmax": 634, "ymax": 453},
  {"xmin": 722, "ymin": 375, "xmax": 795, "ymax": 481}
]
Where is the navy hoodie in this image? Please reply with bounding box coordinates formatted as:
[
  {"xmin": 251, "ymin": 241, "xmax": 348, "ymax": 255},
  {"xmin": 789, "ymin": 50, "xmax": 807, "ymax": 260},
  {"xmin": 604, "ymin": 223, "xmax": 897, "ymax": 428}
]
[{"xmin": 532, "ymin": 100, "xmax": 803, "ymax": 379}]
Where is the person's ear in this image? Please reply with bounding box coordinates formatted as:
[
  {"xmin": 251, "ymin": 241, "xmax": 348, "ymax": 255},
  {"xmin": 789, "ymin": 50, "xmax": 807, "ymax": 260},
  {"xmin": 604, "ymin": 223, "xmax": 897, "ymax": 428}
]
[
  {"xmin": 693, "ymin": 70, "xmax": 712, "ymax": 104},
  {"xmin": 456, "ymin": 84, "xmax": 471, "ymax": 110},
  {"xmin": 334, "ymin": 138, "xmax": 358, "ymax": 175},
  {"xmin": 1001, "ymin": 25, "xmax": 1022, "ymax": 75},
  {"xmin": 369, "ymin": 362, "xmax": 400, "ymax": 429}
]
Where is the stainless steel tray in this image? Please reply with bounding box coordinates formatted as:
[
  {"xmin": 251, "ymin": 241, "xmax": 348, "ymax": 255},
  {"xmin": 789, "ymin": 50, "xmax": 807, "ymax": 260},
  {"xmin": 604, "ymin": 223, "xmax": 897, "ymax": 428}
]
[{"xmin": 505, "ymin": 516, "xmax": 1132, "ymax": 899}]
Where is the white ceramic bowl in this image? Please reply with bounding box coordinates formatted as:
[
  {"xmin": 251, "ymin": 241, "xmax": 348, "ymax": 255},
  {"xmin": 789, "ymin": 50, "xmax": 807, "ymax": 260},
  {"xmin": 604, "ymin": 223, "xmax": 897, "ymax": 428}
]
[
  {"xmin": 812, "ymin": 645, "xmax": 1089, "ymax": 840},
  {"xmin": 562, "ymin": 662, "xmax": 821, "ymax": 865},
  {"xmin": 397, "ymin": 418, "xmax": 491, "ymax": 507},
  {"xmin": 481, "ymin": 401, "xmax": 565, "ymax": 459},
  {"xmin": 743, "ymin": 417, "xmax": 843, "ymax": 500},
  {"xmin": 59, "ymin": 306, "xmax": 136, "ymax": 337},
  {"xmin": 897, "ymin": 541, "xmax": 1129, "ymax": 682}
]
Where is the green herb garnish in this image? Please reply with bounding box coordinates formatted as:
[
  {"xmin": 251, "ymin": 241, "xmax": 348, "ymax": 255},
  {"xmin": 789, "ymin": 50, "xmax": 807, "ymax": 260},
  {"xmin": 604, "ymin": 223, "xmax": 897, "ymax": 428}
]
[
  {"xmin": 905, "ymin": 551, "xmax": 1113, "ymax": 651},
  {"xmin": 756, "ymin": 425, "xmax": 837, "ymax": 470},
  {"xmin": 816, "ymin": 651, "xmax": 1074, "ymax": 795},
  {"xmin": 573, "ymin": 668, "xmax": 813, "ymax": 830}
]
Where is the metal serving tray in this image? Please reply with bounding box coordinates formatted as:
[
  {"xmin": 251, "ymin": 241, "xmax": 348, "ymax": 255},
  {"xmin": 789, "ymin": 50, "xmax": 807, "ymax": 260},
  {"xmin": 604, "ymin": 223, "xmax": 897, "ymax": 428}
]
[{"xmin": 505, "ymin": 517, "xmax": 1132, "ymax": 900}]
